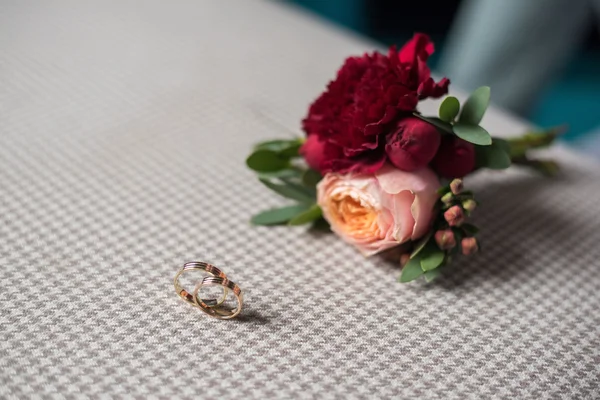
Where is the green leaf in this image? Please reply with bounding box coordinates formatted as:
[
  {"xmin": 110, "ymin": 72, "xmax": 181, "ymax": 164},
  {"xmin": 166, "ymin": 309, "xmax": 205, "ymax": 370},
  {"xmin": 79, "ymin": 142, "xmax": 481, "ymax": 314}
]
[
  {"xmin": 279, "ymin": 143, "xmax": 302, "ymax": 158},
  {"xmin": 459, "ymin": 86, "xmax": 490, "ymax": 125},
  {"xmin": 400, "ymin": 256, "xmax": 425, "ymax": 283},
  {"xmin": 413, "ymin": 113, "xmax": 453, "ymax": 134},
  {"xmin": 410, "ymin": 231, "xmax": 433, "ymax": 259},
  {"xmin": 302, "ymin": 169, "xmax": 322, "ymax": 187},
  {"xmin": 420, "ymin": 243, "xmax": 446, "ymax": 271},
  {"xmin": 461, "ymin": 223, "xmax": 479, "ymax": 236},
  {"xmin": 288, "ymin": 204, "xmax": 322, "ymax": 226},
  {"xmin": 439, "ymin": 96, "xmax": 460, "ymax": 123},
  {"xmin": 493, "ymin": 138, "xmax": 511, "ymax": 154},
  {"xmin": 424, "ymin": 268, "xmax": 442, "ymax": 283},
  {"xmin": 258, "ymin": 169, "xmax": 302, "ymax": 180},
  {"xmin": 254, "ymin": 139, "xmax": 303, "ymax": 159},
  {"xmin": 255, "ymin": 139, "xmax": 302, "ymax": 152},
  {"xmin": 251, "ymin": 204, "xmax": 311, "ymax": 225},
  {"xmin": 246, "ymin": 149, "xmax": 289, "ymax": 172},
  {"xmin": 282, "ymin": 177, "xmax": 316, "ymax": 197},
  {"xmin": 453, "ymin": 123, "xmax": 492, "ymax": 146},
  {"xmin": 475, "ymin": 139, "xmax": 511, "ymax": 169},
  {"xmin": 437, "ymin": 185, "xmax": 451, "ymax": 196},
  {"xmin": 259, "ymin": 178, "xmax": 315, "ymax": 203}
]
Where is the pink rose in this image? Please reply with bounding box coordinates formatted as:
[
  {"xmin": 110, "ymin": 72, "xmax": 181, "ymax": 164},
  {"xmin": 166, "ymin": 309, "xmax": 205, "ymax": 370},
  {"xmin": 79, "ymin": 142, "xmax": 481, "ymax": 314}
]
[{"xmin": 317, "ymin": 164, "xmax": 440, "ymax": 256}]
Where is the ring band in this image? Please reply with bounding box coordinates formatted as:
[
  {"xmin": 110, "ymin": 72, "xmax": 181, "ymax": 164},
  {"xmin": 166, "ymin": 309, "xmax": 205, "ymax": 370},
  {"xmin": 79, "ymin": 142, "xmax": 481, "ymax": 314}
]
[
  {"xmin": 193, "ymin": 276, "xmax": 243, "ymax": 319},
  {"xmin": 173, "ymin": 262, "xmax": 228, "ymax": 307}
]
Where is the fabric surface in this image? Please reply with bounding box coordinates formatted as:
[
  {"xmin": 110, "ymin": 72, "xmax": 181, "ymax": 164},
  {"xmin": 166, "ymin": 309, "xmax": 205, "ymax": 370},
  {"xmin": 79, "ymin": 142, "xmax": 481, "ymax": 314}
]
[{"xmin": 1, "ymin": 1, "xmax": 599, "ymax": 398}]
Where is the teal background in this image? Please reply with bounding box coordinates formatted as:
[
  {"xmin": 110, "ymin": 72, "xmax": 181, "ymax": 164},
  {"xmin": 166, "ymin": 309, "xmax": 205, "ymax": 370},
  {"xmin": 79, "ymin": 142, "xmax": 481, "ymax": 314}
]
[{"xmin": 291, "ymin": 0, "xmax": 600, "ymax": 142}]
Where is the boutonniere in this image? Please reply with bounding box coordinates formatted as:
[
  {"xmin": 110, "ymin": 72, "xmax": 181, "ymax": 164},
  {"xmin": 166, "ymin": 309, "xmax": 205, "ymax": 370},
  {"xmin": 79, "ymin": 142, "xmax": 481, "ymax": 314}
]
[{"xmin": 246, "ymin": 33, "xmax": 559, "ymax": 283}]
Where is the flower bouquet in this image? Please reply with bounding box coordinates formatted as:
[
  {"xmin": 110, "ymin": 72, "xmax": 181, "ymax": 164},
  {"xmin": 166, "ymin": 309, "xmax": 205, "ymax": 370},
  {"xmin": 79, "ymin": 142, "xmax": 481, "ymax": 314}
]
[{"xmin": 246, "ymin": 33, "xmax": 559, "ymax": 283}]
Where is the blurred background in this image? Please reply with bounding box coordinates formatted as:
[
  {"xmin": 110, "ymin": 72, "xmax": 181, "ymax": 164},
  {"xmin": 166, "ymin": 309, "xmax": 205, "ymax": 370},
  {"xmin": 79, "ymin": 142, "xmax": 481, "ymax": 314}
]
[{"xmin": 288, "ymin": 0, "xmax": 600, "ymax": 155}]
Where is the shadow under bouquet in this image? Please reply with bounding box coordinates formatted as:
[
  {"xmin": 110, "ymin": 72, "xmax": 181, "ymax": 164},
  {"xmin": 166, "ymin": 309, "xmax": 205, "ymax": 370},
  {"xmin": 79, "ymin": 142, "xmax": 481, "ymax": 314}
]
[{"xmin": 246, "ymin": 33, "xmax": 560, "ymax": 283}]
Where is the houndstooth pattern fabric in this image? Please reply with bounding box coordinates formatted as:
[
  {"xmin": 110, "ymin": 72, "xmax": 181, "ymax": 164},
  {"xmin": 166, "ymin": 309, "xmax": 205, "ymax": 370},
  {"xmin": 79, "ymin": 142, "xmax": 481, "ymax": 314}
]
[{"xmin": 1, "ymin": 1, "xmax": 599, "ymax": 399}]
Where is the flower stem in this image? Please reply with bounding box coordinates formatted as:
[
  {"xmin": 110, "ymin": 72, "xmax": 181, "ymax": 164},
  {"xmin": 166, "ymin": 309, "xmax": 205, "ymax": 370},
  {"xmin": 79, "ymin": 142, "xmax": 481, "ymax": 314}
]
[{"xmin": 507, "ymin": 126, "xmax": 565, "ymax": 176}]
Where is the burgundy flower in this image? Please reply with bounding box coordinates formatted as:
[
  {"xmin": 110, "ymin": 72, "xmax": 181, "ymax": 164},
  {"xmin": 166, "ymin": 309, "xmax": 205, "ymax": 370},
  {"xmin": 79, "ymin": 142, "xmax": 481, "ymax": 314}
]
[
  {"xmin": 393, "ymin": 33, "xmax": 450, "ymax": 100},
  {"xmin": 302, "ymin": 33, "xmax": 449, "ymax": 174},
  {"xmin": 299, "ymin": 134, "xmax": 342, "ymax": 173},
  {"xmin": 385, "ymin": 117, "xmax": 441, "ymax": 171},
  {"xmin": 431, "ymin": 136, "xmax": 476, "ymax": 179}
]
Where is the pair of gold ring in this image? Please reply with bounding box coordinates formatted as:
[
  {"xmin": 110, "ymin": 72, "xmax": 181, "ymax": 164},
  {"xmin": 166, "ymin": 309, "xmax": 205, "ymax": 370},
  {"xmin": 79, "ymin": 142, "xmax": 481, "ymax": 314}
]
[{"xmin": 173, "ymin": 261, "xmax": 243, "ymax": 319}]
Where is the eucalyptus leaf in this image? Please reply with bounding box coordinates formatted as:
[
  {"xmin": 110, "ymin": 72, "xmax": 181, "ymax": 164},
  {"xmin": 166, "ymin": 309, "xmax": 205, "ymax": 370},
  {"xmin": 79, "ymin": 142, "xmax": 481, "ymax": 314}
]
[
  {"xmin": 288, "ymin": 204, "xmax": 322, "ymax": 226},
  {"xmin": 493, "ymin": 138, "xmax": 511, "ymax": 154},
  {"xmin": 475, "ymin": 139, "xmax": 511, "ymax": 169},
  {"xmin": 439, "ymin": 96, "xmax": 460, "ymax": 123},
  {"xmin": 420, "ymin": 243, "xmax": 446, "ymax": 271},
  {"xmin": 251, "ymin": 204, "xmax": 311, "ymax": 225},
  {"xmin": 424, "ymin": 268, "xmax": 442, "ymax": 283},
  {"xmin": 259, "ymin": 178, "xmax": 315, "ymax": 203},
  {"xmin": 258, "ymin": 169, "xmax": 302, "ymax": 180},
  {"xmin": 255, "ymin": 139, "xmax": 302, "ymax": 152},
  {"xmin": 459, "ymin": 86, "xmax": 490, "ymax": 125},
  {"xmin": 453, "ymin": 123, "xmax": 492, "ymax": 146},
  {"xmin": 281, "ymin": 177, "xmax": 316, "ymax": 198},
  {"xmin": 413, "ymin": 113, "xmax": 453, "ymax": 134},
  {"xmin": 279, "ymin": 143, "xmax": 302, "ymax": 158},
  {"xmin": 400, "ymin": 256, "xmax": 425, "ymax": 283},
  {"xmin": 410, "ymin": 231, "xmax": 433, "ymax": 259},
  {"xmin": 246, "ymin": 149, "xmax": 289, "ymax": 172},
  {"xmin": 302, "ymin": 169, "xmax": 322, "ymax": 187}
]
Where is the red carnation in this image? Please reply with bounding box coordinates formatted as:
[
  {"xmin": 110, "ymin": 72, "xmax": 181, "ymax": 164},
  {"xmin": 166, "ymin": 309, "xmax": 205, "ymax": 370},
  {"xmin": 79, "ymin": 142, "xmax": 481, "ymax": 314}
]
[
  {"xmin": 302, "ymin": 33, "xmax": 449, "ymax": 174},
  {"xmin": 385, "ymin": 117, "xmax": 441, "ymax": 171},
  {"xmin": 432, "ymin": 136, "xmax": 476, "ymax": 178},
  {"xmin": 300, "ymin": 134, "xmax": 343, "ymax": 173}
]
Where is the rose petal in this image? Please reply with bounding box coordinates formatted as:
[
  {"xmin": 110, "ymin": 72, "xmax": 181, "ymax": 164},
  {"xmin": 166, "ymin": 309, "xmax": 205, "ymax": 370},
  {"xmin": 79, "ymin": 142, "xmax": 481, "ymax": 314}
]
[
  {"xmin": 410, "ymin": 187, "xmax": 438, "ymax": 240},
  {"xmin": 356, "ymin": 237, "xmax": 403, "ymax": 257},
  {"xmin": 389, "ymin": 190, "xmax": 416, "ymax": 243},
  {"xmin": 375, "ymin": 164, "xmax": 440, "ymax": 240},
  {"xmin": 375, "ymin": 164, "xmax": 438, "ymax": 194}
]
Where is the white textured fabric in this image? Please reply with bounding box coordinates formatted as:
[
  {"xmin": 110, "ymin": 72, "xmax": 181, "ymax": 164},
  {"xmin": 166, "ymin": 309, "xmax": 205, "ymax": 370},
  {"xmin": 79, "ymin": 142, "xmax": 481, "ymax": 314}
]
[{"xmin": 1, "ymin": 1, "xmax": 599, "ymax": 399}]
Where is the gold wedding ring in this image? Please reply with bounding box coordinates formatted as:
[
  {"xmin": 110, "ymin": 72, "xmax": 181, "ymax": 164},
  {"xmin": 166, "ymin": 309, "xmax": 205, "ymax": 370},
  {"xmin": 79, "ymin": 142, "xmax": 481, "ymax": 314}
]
[
  {"xmin": 173, "ymin": 261, "xmax": 243, "ymax": 319},
  {"xmin": 173, "ymin": 262, "xmax": 228, "ymax": 307},
  {"xmin": 194, "ymin": 276, "xmax": 243, "ymax": 320}
]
